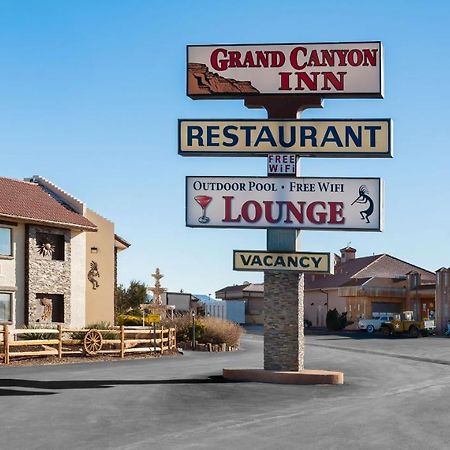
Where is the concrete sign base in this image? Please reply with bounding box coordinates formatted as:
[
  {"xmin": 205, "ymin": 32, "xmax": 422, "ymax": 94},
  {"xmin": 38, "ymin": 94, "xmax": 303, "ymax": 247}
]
[{"xmin": 223, "ymin": 368, "xmax": 344, "ymax": 385}]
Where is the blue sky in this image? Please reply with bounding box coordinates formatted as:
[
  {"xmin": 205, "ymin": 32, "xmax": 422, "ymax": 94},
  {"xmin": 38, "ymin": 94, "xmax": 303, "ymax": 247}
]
[{"xmin": 0, "ymin": 1, "xmax": 449, "ymax": 296}]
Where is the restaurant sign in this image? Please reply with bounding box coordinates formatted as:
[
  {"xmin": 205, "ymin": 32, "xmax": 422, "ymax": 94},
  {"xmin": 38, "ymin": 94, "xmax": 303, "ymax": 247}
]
[
  {"xmin": 187, "ymin": 42, "xmax": 383, "ymax": 98},
  {"xmin": 186, "ymin": 176, "xmax": 383, "ymax": 231},
  {"xmin": 233, "ymin": 250, "xmax": 333, "ymax": 273},
  {"xmin": 179, "ymin": 119, "xmax": 392, "ymax": 157}
]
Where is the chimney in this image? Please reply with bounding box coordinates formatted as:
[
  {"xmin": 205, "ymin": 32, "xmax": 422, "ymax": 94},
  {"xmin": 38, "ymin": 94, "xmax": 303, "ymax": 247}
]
[{"xmin": 340, "ymin": 246, "xmax": 356, "ymax": 263}]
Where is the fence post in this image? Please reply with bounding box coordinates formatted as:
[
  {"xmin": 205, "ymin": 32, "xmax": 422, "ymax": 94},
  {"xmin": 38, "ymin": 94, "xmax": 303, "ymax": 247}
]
[
  {"xmin": 58, "ymin": 324, "xmax": 63, "ymax": 359},
  {"xmin": 4, "ymin": 324, "xmax": 9, "ymax": 365},
  {"xmin": 173, "ymin": 327, "xmax": 176, "ymax": 350},
  {"xmin": 120, "ymin": 325, "xmax": 125, "ymax": 358},
  {"xmin": 168, "ymin": 327, "xmax": 171, "ymax": 350}
]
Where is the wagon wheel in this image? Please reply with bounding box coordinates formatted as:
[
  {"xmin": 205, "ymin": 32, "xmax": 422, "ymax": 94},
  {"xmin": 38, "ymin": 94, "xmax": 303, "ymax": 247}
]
[{"xmin": 83, "ymin": 329, "xmax": 103, "ymax": 355}]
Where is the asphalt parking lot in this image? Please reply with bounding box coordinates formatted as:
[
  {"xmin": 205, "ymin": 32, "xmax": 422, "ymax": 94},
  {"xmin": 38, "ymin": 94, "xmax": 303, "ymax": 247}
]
[{"xmin": 2, "ymin": 330, "xmax": 450, "ymax": 450}]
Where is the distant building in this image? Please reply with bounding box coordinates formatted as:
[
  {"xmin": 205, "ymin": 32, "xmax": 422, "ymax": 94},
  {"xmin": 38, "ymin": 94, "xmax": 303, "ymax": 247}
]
[
  {"xmin": 0, "ymin": 175, "xmax": 129, "ymax": 328},
  {"xmin": 215, "ymin": 282, "xmax": 263, "ymax": 324},
  {"xmin": 304, "ymin": 247, "xmax": 435, "ymax": 328},
  {"xmin": 215, "ymin": 247, "xmax": 446, "ymax": 330}
]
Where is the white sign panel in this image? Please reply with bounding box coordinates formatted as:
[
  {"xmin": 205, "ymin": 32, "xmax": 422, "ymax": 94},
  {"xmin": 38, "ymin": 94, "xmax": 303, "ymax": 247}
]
[
  {"xmin": 187, "ymin": 42, "xmax": 383, "ymax": 98},
  {"xmin": 186, "ymin": 176, "xmax": 383, "ymax": 231},
  {"xmin": 267, "ymin": 154, "xmax": 297, "ymax": 175}
]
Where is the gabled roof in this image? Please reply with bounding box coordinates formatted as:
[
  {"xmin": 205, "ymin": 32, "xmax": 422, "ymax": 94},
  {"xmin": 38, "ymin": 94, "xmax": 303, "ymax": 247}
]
[
  {"xmin": 215, "ymin": 282, "xmax": 263, "ymax": 299},
  {"xmin": 305, "ymin": 254, "xmax": 381, "ymax": 289},
  {"xmin": 115, "ymin": 234, "xmax": 131, "ymax": 250},
  {"xmin": 0, "ymin": 177, "xmax": 96, "ymax": 231},
  {"xmin": 243, "ymin": 283, "xmax": 264, "ymax": 293},
  {"xmin": 306, "ymin": 253, "xmax": 435, "ymax": 290},
  {"xmin": 216, "ymin": 284, "xmax": 247, "ymax": 296}
]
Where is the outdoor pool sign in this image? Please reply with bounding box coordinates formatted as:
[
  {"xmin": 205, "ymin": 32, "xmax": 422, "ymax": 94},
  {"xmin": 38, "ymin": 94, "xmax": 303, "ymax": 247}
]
[
  {"xmin": 187, "ymin": 42, "xmax": 383, "ymax": 98},
  {"xmin": 178, "ymin": 119, "xmax": 392, "ymax": 157},
  {"xmin": 233, "ymin": 250, "xmax": 334, "ymax": 273},
  {"xmin": 186, "ymin": 176, "xmax": 383, "ymax": 231}
]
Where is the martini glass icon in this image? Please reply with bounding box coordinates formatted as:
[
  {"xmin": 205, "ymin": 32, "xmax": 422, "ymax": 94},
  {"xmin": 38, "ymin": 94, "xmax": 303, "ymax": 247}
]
[{"xmin": 194, "ymin": 195, "xmax": 212, "ymax": 224}]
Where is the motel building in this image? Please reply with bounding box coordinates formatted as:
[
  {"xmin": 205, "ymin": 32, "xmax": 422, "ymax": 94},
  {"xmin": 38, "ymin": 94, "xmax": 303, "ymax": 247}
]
[
  {"xmin": 0, "ymin": 176, "xmax": 130, "ymax": 329},
  {"xmin": 216, "ymin": 247, "xmax": 450, "ymax": 332}
]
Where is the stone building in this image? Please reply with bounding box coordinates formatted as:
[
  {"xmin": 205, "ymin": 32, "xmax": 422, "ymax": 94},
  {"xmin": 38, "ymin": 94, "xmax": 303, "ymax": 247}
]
[
  {"xmin": 215, "ymin": 247, "xmax": 446, "ymax": 330},
  {"xmin": 0, "ymin": 175, "xmax": 129, "ymax": 328}
]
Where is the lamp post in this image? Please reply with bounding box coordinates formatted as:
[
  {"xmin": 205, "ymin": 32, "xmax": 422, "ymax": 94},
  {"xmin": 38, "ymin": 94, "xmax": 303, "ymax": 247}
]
[{"xmin": 191, "ymin": 310, "xmax": 196, "ymax": 350}]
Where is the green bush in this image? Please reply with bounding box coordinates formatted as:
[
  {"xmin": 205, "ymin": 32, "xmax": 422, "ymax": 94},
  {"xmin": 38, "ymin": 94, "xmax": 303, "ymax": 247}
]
[
  {"xmin": 71, "ymin": 321, "xmax": 117, "ymax": 340},
  {"xmin": 326, "ymin": 309, "xmax": 353, "ymax": 331},
  {"xmin": 117, "ymin": 314, "xmax": 162, "ymax": 327},
  {"xmin": 17, "ymin": 325, "xmax": 56, "ymax": 341}
]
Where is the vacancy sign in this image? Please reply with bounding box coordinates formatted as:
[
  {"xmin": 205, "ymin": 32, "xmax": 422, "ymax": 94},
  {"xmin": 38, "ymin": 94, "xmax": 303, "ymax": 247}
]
[
  {"xmin": 234, "ymin": 250, "xmax": 333, "ymax": 273},
  {"xmin": 186, "ymin": 176, "xmax": 383, "ymax": 231},
  {"xmin": 179, "ymin": 119, "xmax": 392, "ymax": 157},
  {"xmin": 187, "ymin": 42, "xmax": 383, "ymax": 98}
]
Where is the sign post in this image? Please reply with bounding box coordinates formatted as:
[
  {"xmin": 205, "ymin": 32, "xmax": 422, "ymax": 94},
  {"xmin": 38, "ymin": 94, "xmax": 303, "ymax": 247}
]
[{"xmin": 251, "ymin": 96, "xmax": 322, "ymax": 371}]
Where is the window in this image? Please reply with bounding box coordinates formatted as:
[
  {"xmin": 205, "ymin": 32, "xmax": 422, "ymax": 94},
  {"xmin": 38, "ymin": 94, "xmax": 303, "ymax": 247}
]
[
  {"xmin": 0, "ymin": 293, "xmax": 12, "ymax": 322},
  {"xmin": 0, "ymin": 228, "xmax": 12, "ymax": 256}
]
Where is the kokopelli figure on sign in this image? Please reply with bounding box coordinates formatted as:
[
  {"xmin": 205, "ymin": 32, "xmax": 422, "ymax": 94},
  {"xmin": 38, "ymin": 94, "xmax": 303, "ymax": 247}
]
[
  {"xmin": 351, "ymin": 185, "xmax": 374, "ymax": 224},
  {"xmin": 88, "ymin": 261, "xmax": 100, "ymax": 290}
]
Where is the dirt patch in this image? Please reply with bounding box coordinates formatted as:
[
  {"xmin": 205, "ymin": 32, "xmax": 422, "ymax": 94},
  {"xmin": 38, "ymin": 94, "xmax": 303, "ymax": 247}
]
[{"xmin": 3, "ymin": 351, "xmax": 179, "ymax": 367}]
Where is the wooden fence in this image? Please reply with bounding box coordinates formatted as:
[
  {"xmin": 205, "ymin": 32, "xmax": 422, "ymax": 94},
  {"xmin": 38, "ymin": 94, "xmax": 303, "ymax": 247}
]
[{"xmin": 0, "ymin": 324, "xmax": 176, "ymax": 365}]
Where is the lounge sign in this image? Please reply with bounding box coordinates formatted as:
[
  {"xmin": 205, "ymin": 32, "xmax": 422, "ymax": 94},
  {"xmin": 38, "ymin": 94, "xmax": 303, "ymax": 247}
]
[
  {"xmin": 233, "ymin": 250, "xmax": 333, "ymax": 273},
  {"xmin": 186, "ymin": 176, "xmax": 383, "ymax": 231},
  {"xmin": 179, "ymin": 119, "xmax": 392, "ymax": 157},
  {"xmin": 187, "ymin": 42, "xmax": 383, "ymax": 98}
]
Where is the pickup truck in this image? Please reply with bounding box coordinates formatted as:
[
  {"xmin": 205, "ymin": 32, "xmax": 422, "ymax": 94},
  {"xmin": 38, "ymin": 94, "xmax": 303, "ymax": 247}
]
[{"xmin": 358, "ymin": 315, "xmax": 395, "ymax": 333}]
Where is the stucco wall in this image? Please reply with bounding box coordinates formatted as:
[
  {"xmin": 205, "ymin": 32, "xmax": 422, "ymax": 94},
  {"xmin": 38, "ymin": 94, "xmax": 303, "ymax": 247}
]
[
  {"xmin": 70, "ymin": 230, "xmax": 86, "ymax": 327},
  {"xmin": 85, "ymin": 209, "xmax": 115, "ymax": 325},
  {"xmin": 0, "ymin": 222, "xmax": 25, "ymax": 326},
  {"xmin": 304, "ymin": 289, "xmax": 345, "ymax": 327}
]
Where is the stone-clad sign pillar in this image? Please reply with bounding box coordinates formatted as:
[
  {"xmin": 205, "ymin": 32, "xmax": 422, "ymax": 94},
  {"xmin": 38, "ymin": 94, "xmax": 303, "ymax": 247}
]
[{"xmin": 245, "ymin": 95, "xmax": 322, "ymax": 371}]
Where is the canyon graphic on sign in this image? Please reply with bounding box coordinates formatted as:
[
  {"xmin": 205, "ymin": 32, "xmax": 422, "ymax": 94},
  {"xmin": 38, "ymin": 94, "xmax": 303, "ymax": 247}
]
[{"xmin": 187, "ymin": 42, "xmax": 383, "ymax": 98}]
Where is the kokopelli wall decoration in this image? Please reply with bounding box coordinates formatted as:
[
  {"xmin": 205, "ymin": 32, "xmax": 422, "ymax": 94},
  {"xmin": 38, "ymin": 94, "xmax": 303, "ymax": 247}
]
[{"xmin": 88, "ymin": 261, "xmax": 100, "ymax": 290}]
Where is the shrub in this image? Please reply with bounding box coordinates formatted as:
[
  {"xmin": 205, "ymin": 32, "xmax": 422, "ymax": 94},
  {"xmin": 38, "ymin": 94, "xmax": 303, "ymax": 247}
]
[
  {"xmin": 117, "ymin": 314, "xmax": 144, "ymax": 326},
  {"xmin": 326, "ymin": 309, "xmax": 354, "ymax": 331},
  {"xmin": 117, "ymin": 314, "xmax": 164, "ymax": 327},
  {"xmin": 198, "ymin": 317, "xmax": 244, "ymax": 346},
  {"xmin": 71, "ymin": 321, "xmax": 117, "ymax": 340},
  {"xmin": 161, "ymin": 315, "xmax": 206, "ymax": 343},
  {"xmin": 17, "ymin": 325, "xmax": 57, "ymax": 341}
]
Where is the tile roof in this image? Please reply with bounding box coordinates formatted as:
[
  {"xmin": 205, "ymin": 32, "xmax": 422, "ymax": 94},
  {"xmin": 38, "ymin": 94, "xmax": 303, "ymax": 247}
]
[
  {"xmin": 0, "ymin": 177, "xmax": 96, "ymax": 230},
  {"xmin": 305, "ymin": 253, "xmax": 435, "ymax": 290},
  {"xmin": 243, "ymin": 283, "xmax": 264, "ymax": 293}
]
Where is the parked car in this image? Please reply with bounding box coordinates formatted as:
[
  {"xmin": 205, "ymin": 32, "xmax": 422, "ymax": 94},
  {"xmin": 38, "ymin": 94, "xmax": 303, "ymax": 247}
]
[
  {"xmin": 358, "ymin": 315, "xmax": 395, "ymax": 333},
  {"xmin": 380, "ymin": 311, "xmax": 436, "ymax": 337}
]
